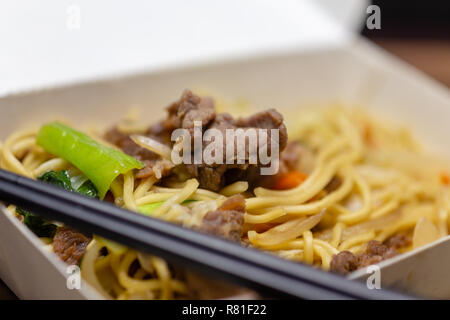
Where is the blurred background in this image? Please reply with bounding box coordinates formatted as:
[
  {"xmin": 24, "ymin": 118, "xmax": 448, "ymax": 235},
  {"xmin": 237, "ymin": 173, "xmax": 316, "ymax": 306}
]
[
  {"xmin": 362, "ymin": 0, "xmax": 450, "ymax": 87},
  {"xmin": 0, "ymin": 0, "xmax": 449, "ymax": 299}
]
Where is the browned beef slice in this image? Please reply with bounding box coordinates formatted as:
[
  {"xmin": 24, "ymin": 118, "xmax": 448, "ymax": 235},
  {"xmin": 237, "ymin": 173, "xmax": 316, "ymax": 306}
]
[
  {"xmin": 106, "ymin": 90, "xmax": 289, "ymax": 191},
  {"xmin": 180, "ymin": 107, "xmax": 288, "ymax": 191},
  {"xmin": 236, "ymin": 108, "xmax": 288, "ymax": 152},
  {"xmin": 230, "ymin": 141, "xmax": 304, "ymax": 190},
  {"xmin": 330, "ymin": 251, "xmax": 359, "ymax": 275},
  {"xmin": 330, "ymin": 240, "xmax": 400, "ymax": 275},
  {"xmin": 184, "ymin": 164, "xmax": 229, "ymax": 193},
  {"xmin": 181, "ymin": 113, "xmax": 243, "ymax": 191},
  {"xmin": 197, "ymin": 194, "xmax": 245, "ymax": 242},
  {"xmin": 104, "ymin": 127, "xmax": 173, "ymax": 179},
  {"xmin": 165, "ymin": 89, "xmax": 216, "ymax": 135},
  {"xmin": 53, "ymin": 227, "xmax": 90, "ymax": 265},
  {"xmin": 358, "ymin": 241, "xmax": 397, "ymax": 268},
  {"xmin": 384, "ymin": 233, "xmax": 411, "ymax": 250},
  {"xmin": 104, "ymin": 127, "xmax": 158, "ymax": 161}
]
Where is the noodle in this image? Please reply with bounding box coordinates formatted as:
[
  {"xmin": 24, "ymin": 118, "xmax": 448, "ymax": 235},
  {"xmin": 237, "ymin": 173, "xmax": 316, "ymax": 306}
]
[
  {"xmin": 123, "ymin": 171, "xmax": 138, "ymax": 211},
  {"xmin": 220, "ymin": 181, "xmax": 249, "ymax": 196}
]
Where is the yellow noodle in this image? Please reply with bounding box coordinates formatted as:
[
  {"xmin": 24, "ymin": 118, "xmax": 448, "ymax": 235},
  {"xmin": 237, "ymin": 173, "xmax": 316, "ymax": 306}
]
[
  {"xmin": 80, "ymin": 240, "xmax": 113, "ymax": 299},
  {"xmin": 244, "ymin": 208, "xmax": 286, "ymax": 224},
  {"xmin": 275, "ymin": 168, "xmax": 354, "ymax": 215},
  {"xmin": 369, "ymin": 199, "xmax": 399, "ymax": 219},
  {"xmin": 247, "ymin": 154, "xmax": 354, "ymax": 209},
  {"xmin": 337, "ymin": 171, "xmax": 371, "ymax": 224},
  {"xmin": 1, "ymin": 130, "xmax": 36, "ymax": 177},
  {"xmin": 338, "ymin": 230, "xmax": 376, "ymax": 251},
  {"xmin": 134, "ymin": 177, "xmax": 157, "ymax": 199},
  {"xmin": 150, "ymin": 256, "xmax": 172, "ymax": 300},
  {"xmin": 33, "ymin": 158, "xmax": 69, "ymax": 177},
  {"xmin": 302, "ymin": 231, "xmax": 314, "ymax": 264},
  {"xmin": 330, "ymin": 222, "xmax": 345, "ymax": 248},
  {"xmin": 123, "ymin": 171, "xmax": 138, "ymax": 211},
  {"xmin": 220, "ymin": 181, "xmax": 249, "ymax": 196},
  {"xmin": 117, "ymin": 251, "xmax": 187, "ymax": 293},
  {"xmin": 152, "ymin": 179, "xmax": 199, "ymax": 217},
  {"xmin": 253, "ymin": 138, "xmax": 347, "ymax": 197},
  {"xmin": 314, "ymin": 244, "xmax": 332, "ymax": 270}
]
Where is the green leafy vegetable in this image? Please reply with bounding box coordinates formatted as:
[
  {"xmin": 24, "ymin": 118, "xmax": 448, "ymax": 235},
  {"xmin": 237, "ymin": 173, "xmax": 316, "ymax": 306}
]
[
  {"xmin": 38, "ymin": 170, "xmax": 98, "ymax": 198},
  {"xmin": 38, "ymin": 170, "xmax": 73, "ymax": 191},
  {"xmin": 75, "ymin": 180, "xmax": 98, "ymax": 198},
  {"xmin": 16, "ymin": 207, "xmax": 57, "ymax": 238},
  {"xmin": 17, "ymin": 170, "xmax": 99, "ymax": 237},
  {"xmin": 36, "ymin": 122, "xmax": 144, "ymax": 198}
]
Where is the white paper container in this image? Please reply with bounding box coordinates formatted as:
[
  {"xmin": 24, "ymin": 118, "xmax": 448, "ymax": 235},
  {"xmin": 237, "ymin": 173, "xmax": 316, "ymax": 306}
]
[
  {"xmin": 349, "ymin": 235, "xmax": 450, "ymax": 299},
  {"xmin": 0, "ymin": 38, "xmax": 449, "ymax": 299}
]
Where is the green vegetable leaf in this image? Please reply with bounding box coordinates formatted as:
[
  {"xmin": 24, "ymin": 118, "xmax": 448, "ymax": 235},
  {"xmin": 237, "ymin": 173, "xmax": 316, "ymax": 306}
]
[
  {"xmin": 16, "ymin": 207, "xmax": 57, "ymax": 238},
  {"xmin": 38, "ymin": 170, "xmax": 98, "ymax": 198},
  {"xmin": 38, "ymin": 170, "xmax": 73, "ymax": 191},
  {"xmin": 17, "ymin": 170, "xmax": 99, "ymax": 238},
  {"xmin": 76, "ymin": 180, "xmax": 98, "ymax": 198},
  {"xmin": 36, "ymin": 122, "xmax": 144, "ymax": 198}
]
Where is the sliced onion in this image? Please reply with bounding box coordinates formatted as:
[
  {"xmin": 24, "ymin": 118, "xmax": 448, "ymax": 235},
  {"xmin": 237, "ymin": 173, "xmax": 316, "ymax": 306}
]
[
  {"xmin": 316, "ymin": 209, "xmax": 402, "ymax": 242},
  {"xmin": 412, "ymin": 217, "xmax": 440, "ymax": 249},
  {"xmin": 70, "ymin": 174, "xmax": 88, "ymax": 190},
  {"xmin": 130, "ymin": 134, "xmax": 172, "ymax": 160},
  {"xmin": 137, "ymin": 252, "xmax": 154, "ymax": 273},
  {"xmin": 248, "ymin": 210, "xmax": 325, "ymax": 247}
]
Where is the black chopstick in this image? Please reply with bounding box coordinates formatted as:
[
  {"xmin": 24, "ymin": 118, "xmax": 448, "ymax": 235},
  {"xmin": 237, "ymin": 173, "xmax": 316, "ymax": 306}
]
[{"xmin": 0, "ymin": 169, "xmax": 411, "ymax": 299}]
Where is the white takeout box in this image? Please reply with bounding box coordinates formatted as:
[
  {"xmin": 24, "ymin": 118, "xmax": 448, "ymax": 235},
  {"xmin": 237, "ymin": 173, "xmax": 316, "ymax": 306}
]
[{"xmin": 0, "ymin": 38, "xmax": 449, "ymax": 299}]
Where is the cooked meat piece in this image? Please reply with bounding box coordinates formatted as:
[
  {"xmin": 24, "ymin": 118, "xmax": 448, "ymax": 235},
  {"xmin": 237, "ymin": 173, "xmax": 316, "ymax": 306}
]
[
  {"xmin": 205, "ymin": 110, "xmax": 288, "ymax": 161},
  {"xmin": 165, "ymin": 89, "xmax": 216, "ymax": 135},
  {"xmin": 330, "ymin": 251, "xmax": 359, "ymax": 275},
  {"xmin": 184, "ymin": 164, "xmax": 229, "ymax": 193},
  {"xmin": 384, "ymin": 233, "xmax": 411, "ymax": 250},
  {"xmin": 236, "ymin": 108, "xmax": 288, "ymax": 152},
  {"xmin": 135, "ymin": 159, "xmax": 174, "ymax": 179},
  {"xmin": 145, "ymin": 121, "xmax": 173, "ymax": 146},
  {"xmin": 232, "ymin": 141, "xmax": 304, "ymax": 190},
  {"xmin": 104, "ymin": 127, "xmax": 173, "ymax": 179},
  {"xmin": 171, "ymin": 92, "xmax": 288, "ymax": 191},
  {"xmin": 197, "ymin": 194, "xmax": 245, "ymax": 242},
  {"xmin": 366, "ymin": 240, "xmax": 392, "ymax": 256},
  {"xmin": 331, "ymin": 240, "xmax": 399, "ymax": 275},
  {"xmin": 104, "ymin": 127, "xmax": 158, "ymax": 161},
  {"xmin": 53, "ymin": 227, "xmax": 91, "ymax": 265},
  {"xmin": 103, "ymin": 191, "xmax": 115, "ymax": 203},
  {"xmin": 217, "ymin": 194, "xmax": 246, "ymax": 212},
  {"xmin": 106, "ymin": 90, "xmax": 289, "ymax": 191},
  {"xmin": 358, "ymin": 240, "xmax": 397, "ymax": 268},
  {"xmin": 180, "ymin": 112, "xmax": 244, "ymax": 191}
]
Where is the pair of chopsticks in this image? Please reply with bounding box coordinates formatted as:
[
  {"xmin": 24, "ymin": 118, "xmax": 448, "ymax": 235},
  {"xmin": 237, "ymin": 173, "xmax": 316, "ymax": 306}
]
[{"xmin": 0, "ymin": 169, "xmax": 411, "ymax": 299}]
